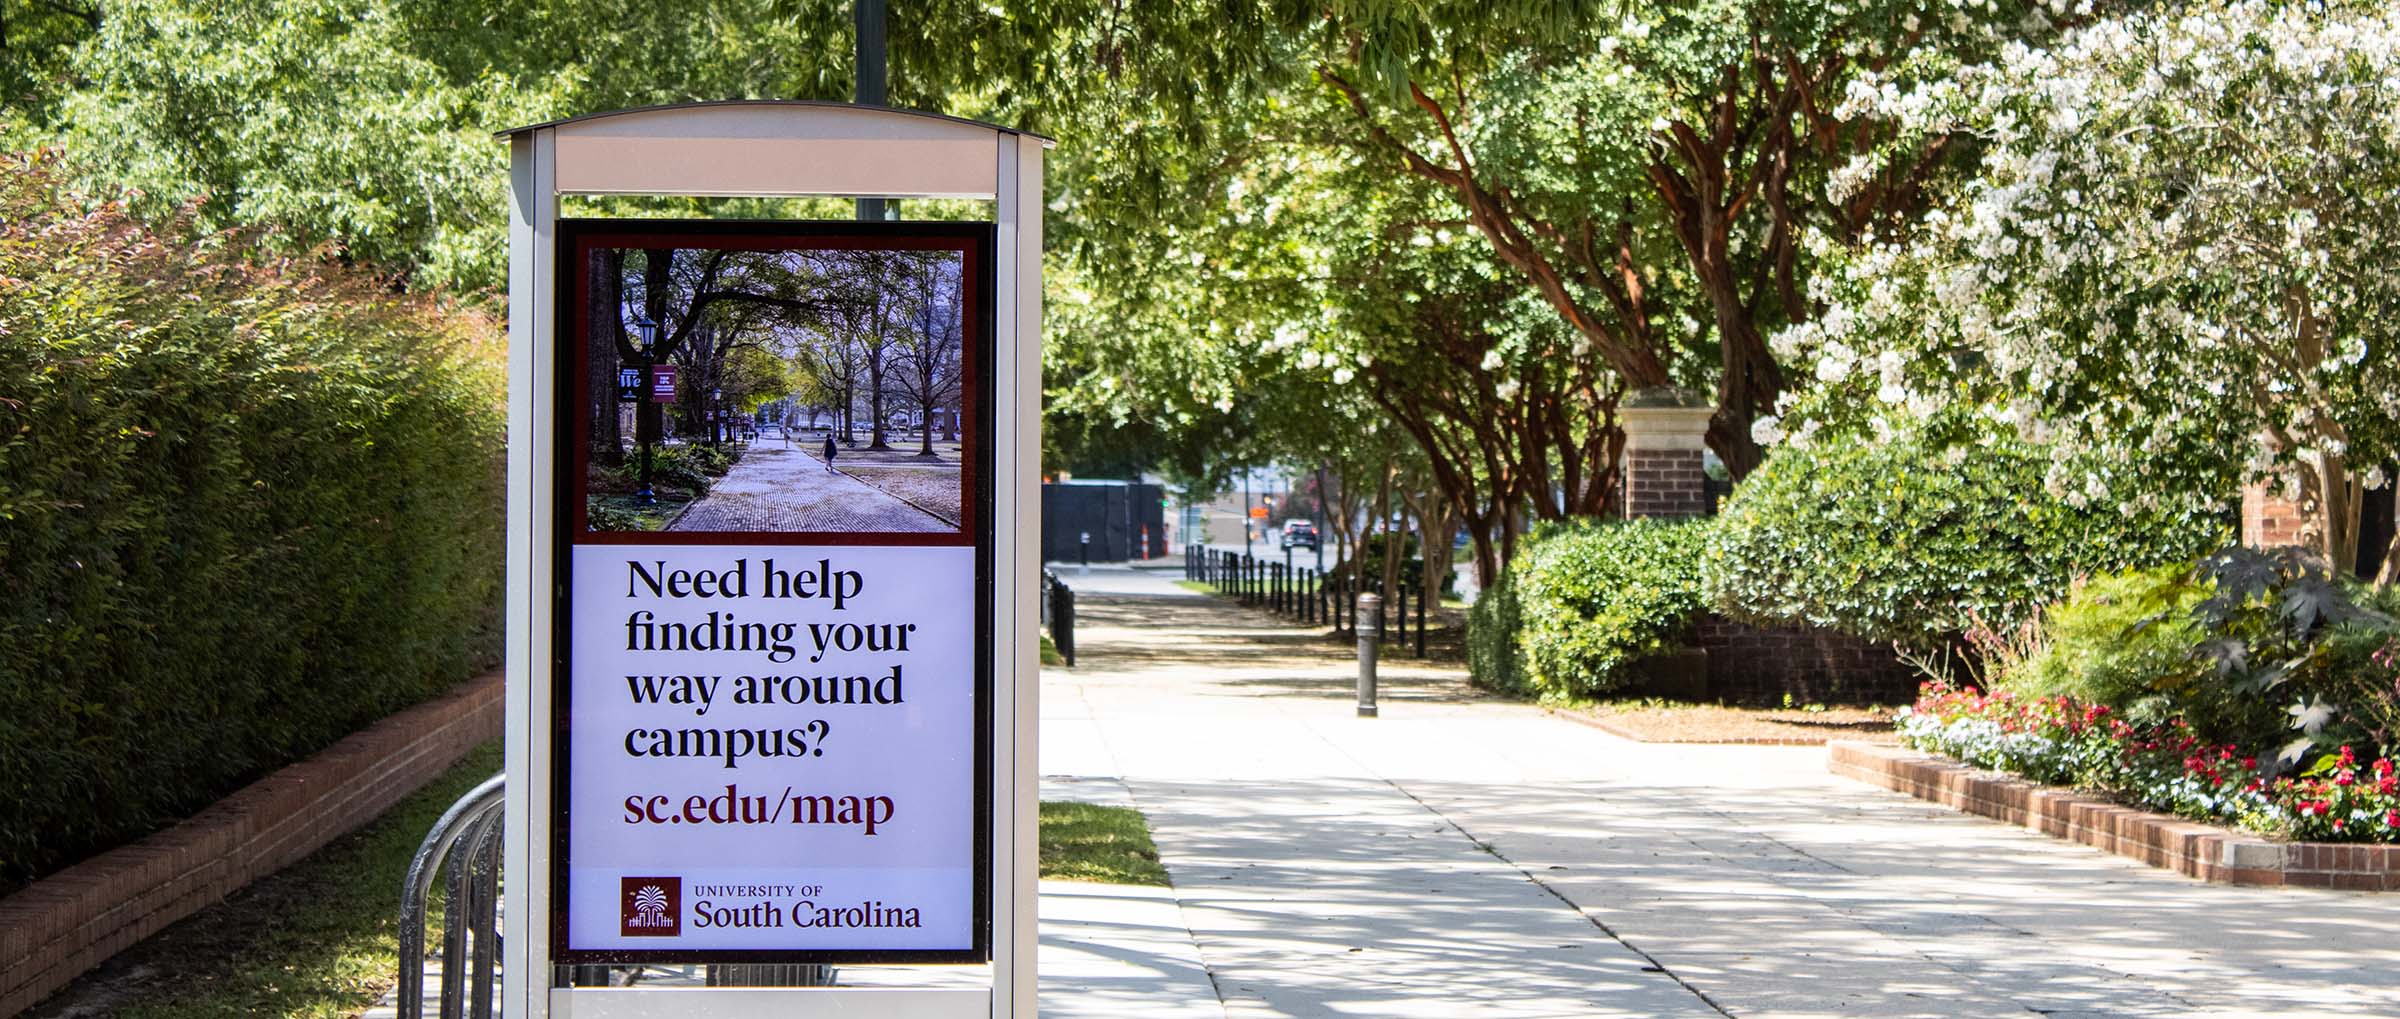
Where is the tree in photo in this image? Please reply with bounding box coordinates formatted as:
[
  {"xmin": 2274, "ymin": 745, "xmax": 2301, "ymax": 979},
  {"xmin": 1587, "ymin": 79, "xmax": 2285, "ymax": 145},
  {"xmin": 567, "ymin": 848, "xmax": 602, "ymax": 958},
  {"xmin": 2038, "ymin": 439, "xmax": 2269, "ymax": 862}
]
[
  {"xmin": 891, "ymin": 251, "xmax": 966, "ymax": 457},
  {"xmin": 1771, "ymin": 0, "xmax": 2400, "ymax": 579}
]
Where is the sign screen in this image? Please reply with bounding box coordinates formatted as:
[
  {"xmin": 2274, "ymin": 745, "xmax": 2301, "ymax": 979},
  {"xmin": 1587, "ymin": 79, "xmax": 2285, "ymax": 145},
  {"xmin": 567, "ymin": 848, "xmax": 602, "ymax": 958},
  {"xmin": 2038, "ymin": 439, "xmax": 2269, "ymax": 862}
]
[{"xmin": 552, "ymin": 219, "xmax": 993, "ymax": 965}]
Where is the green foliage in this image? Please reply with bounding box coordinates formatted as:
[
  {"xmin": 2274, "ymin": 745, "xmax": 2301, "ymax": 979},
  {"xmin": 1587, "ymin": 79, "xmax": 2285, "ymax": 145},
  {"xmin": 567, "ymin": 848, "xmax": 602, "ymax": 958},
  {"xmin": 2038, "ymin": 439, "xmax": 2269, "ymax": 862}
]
[
  {"xmin": 1991, "ymin": 550, "xmax": 2400, "ymax": 759},
  {"xmin": 2181, "ymin": 547, "xmax": 2400, "ymax": 759},
  {"xmin": 678, "ymin": 442, "xmax": 739, "ymax": 478},
  {"xmin": 1345, "ymin": 532, "xmax": 1434, "ymax": 590},
  {"xmin": 584, "ymin": 501, "xmax": 648, "ymax": 532},
  {"xmin": 1770, "ymin": 0, "xmax": 2400, "ymax": 573},
  {"xmin": 1705, "ymin": 418, "xmax": 2228, "ymax": 650},
  {"xmin": 1483, "ymin": 519, "xmax": 1712, "ymax": 701},
  {"xmin": 1467, "ymin": 569, "xmax": 1527, "ymax": 696},
  {"xmin": 0, "ymin": 156, "xmax": 504, "ymax": 887},
  {"xmin": 647, "ymin": 446, "xmax": 717, "ymax": 497},
  {"xmin": 2001, "ymin": 566, "xmax": 2212, "ymax": 725}
]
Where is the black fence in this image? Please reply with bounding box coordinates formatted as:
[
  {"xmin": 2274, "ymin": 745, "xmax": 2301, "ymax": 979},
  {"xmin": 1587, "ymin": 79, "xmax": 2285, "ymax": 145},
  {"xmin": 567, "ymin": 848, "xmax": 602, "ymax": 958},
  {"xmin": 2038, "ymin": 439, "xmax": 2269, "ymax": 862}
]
[
  {"xmin": 1041, "ymin": 569, "xmax": 1076, "ymax": 667},
  {"xmin": 1184, "ymin": 545, "xmax": 1429, "ymax": 658}
]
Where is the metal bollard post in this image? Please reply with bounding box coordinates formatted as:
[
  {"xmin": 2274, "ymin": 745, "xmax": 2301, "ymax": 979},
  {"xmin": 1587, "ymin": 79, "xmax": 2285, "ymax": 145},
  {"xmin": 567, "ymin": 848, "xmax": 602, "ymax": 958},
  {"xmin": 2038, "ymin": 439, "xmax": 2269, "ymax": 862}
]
[
  {"xmin": 1079, "ymin": 530, "xmax": 1091, "ymax": 577},
  {"xmin": 1356, "ymin": 594, "xmax": 1381, "ymax": 718}
]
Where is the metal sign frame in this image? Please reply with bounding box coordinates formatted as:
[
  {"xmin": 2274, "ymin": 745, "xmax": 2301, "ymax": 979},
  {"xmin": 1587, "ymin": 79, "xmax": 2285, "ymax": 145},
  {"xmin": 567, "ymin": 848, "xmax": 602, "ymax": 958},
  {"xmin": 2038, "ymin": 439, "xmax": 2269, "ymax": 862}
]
[{"xmin": 500, "ymin": 100, "xmax": 1047, "ymax": 1019}]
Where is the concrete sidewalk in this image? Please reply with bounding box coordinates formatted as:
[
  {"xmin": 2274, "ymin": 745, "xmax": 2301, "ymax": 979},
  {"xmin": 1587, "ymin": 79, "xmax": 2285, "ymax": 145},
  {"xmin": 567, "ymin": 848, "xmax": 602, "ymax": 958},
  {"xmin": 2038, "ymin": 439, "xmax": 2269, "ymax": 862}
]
[{"xmin": 1044, "ymin": 568, "xmax": 2400, "ymax": 1018}]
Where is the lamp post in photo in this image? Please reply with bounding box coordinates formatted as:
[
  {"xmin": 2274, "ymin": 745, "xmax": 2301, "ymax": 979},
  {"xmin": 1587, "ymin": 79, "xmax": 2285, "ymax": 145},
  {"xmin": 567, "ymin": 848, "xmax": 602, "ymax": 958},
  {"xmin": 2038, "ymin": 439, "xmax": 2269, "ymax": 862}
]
[
  {"xmin": 711, "ymin": 387, "xmax": 724, "ymax": 446},
  {"xmin": 635, "ymin": 317, "xmax": 658, "ymax": 506}
]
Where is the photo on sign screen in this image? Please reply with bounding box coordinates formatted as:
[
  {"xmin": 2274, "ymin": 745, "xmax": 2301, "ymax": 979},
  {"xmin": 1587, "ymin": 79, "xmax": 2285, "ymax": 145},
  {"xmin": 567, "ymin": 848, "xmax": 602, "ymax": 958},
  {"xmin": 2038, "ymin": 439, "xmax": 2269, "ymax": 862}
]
[{"xmin": 575, "ymin": 237, "xmax": 973, "ymax": 539}]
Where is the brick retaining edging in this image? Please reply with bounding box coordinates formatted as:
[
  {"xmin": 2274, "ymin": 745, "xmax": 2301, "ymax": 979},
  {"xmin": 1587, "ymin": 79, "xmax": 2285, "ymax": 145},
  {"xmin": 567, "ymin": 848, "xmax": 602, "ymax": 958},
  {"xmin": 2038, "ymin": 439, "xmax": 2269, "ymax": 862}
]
[
  {"xmin": 1, "ymin": 671, "xmax": 504, "ymax": 1017},
  {"xmin": 1828, "ymin": 740, "xmax": 2400, "ymax": 891}
]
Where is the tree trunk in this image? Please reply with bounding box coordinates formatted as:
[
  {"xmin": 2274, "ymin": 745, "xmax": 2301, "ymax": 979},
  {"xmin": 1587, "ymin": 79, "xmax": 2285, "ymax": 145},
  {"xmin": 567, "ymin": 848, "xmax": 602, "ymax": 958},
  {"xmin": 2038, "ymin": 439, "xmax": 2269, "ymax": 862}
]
[
  {"xmin": 1417, "ymin": 491, "xmax": 1455, "ymax": 606},
  {"xmin": 589, "ymin": 249, "xmax": 626, "ymax": 467}
]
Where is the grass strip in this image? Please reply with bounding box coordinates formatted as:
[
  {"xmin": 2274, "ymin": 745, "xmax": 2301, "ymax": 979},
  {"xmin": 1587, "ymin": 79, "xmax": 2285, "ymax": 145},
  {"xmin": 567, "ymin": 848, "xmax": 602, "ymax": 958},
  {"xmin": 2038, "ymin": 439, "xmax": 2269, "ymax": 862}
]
[
  {"xmin": 35, "ymin": 741, "xmax": 502, "ymax": 1019},
  {"xmin": 1038, "ymin": 801, "xmax": 1170, "ymax": 887},
  {"xmin": 44, "ymin": 748, "xmax": 1167, "ymax": 1016}
]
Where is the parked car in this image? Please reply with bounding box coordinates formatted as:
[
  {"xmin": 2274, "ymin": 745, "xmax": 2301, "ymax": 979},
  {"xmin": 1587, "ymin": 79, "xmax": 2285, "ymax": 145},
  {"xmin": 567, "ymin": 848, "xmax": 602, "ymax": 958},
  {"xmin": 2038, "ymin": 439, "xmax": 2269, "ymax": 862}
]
[{"xmin": 1280, "ymin": 519, "xmax": 1320, "ymax": 550}]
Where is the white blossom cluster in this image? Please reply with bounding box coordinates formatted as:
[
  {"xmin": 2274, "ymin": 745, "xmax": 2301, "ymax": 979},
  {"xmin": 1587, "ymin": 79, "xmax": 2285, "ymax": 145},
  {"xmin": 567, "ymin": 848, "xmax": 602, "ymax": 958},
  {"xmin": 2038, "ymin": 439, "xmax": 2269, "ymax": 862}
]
[{"xmin": 1773, "ymin": 0, "xmax": 2400, "ymax": 523}]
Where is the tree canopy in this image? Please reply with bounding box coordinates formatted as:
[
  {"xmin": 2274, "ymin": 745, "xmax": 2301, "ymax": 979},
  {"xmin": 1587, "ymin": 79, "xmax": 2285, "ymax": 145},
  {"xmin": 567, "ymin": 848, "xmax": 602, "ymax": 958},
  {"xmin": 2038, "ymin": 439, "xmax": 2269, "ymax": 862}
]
[{"xmin": 1768, "ymin": 0, "xmax": 2400, "ymax": 577}]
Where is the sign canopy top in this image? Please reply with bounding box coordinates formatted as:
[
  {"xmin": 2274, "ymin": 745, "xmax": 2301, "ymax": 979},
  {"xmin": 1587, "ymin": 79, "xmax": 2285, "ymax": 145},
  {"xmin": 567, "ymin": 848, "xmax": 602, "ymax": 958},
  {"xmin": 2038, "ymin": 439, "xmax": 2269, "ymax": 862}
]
[{"xmin": 496, "ymin": 100, "xmax": 1054, "ymax": 201}]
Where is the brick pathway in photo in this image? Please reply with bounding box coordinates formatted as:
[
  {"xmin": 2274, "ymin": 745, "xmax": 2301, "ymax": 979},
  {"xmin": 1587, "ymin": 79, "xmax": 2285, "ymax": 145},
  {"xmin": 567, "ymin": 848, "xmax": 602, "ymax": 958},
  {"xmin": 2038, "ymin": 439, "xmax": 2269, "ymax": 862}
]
[{"xmin": 667, "ymin": 444, "xmax": 949, "ymax": 533}]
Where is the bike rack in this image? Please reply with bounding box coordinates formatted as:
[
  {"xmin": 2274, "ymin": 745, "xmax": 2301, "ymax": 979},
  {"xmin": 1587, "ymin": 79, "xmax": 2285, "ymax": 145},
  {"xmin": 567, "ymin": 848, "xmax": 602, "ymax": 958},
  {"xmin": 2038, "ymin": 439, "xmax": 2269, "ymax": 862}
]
[{"xmin": 399, "ymin": 774, "xmax": 506, "ymax": 1019}]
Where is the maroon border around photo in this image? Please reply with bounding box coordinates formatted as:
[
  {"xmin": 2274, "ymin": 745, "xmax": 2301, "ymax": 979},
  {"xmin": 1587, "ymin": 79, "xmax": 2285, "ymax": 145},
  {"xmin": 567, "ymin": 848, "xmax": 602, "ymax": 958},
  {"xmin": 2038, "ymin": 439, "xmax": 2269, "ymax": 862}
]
[
  {"xmin": 565, "ymin": 227, "xmax": 983, "ymax": 548},
  {"xmin": 549, "ymin": 218, "xmax": 997, "ymax": 968}
]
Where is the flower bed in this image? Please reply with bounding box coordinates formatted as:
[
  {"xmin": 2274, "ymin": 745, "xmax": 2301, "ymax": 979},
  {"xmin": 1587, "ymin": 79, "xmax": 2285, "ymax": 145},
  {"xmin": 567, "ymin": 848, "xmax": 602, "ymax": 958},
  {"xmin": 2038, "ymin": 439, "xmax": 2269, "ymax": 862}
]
[{"xmin": 1901, "ymin": 684, "xmax": 2400, "ymax": 843}]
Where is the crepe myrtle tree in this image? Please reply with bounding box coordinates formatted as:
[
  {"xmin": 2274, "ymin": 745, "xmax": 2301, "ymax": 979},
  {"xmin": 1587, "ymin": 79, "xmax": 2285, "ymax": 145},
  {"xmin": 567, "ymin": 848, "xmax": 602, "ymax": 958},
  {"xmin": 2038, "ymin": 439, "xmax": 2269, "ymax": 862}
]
[
  {"xmin": 1764, "ymin": 0, "xmax": 2400, "ymax": 580},
  {"xmin": 1296, "ymin": 0, "xmax": 2088, "ymax": 477}
]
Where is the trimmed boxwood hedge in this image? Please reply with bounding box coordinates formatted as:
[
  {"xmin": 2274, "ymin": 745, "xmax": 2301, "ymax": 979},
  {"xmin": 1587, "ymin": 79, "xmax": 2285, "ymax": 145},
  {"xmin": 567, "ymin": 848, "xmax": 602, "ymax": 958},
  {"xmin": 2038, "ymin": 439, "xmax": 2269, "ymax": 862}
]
[
  {"xmin": 1467, "ymin": 419, "xmax": 2229, "ymax": 704},
  {"xmin": 1702, "ymin": 423, "xmax": 2227, "ymax": 650},
  {"xmin": 1468, "ymin": 518, "xmax": 1712, "ymax": 701},
  {"xmin": 0, "ymin": 155, "xmax": 506, "ymax": 890}
]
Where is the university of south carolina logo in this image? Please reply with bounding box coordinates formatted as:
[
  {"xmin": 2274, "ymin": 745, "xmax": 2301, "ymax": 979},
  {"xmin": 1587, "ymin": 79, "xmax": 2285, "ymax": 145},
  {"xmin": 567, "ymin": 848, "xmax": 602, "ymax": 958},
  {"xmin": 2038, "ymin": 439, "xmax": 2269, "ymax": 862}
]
[{"xmin": 620, "ymin": 876, "xmax": 681, "ymax": 937}]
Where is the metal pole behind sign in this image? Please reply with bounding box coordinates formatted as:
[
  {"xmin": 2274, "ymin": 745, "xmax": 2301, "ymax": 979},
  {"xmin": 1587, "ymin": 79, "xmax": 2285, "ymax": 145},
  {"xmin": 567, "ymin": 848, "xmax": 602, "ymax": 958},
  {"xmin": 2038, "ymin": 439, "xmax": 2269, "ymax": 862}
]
[{"xmin": 854, "ymin": 0, "xmax": 889, "ymax": 222}]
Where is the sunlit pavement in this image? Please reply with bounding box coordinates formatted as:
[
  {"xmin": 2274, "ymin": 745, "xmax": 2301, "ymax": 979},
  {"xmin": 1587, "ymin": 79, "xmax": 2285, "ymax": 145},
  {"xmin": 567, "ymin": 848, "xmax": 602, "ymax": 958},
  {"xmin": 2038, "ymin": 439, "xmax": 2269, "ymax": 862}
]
[{"xmin": 1039, "ymin": 561, "xmax": 2400, "ymax": 1019}]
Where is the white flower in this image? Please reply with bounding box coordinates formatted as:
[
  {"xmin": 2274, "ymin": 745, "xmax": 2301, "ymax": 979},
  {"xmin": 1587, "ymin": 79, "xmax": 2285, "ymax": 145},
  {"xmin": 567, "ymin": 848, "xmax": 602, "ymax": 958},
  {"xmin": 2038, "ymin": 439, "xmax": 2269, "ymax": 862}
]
[{"xmin": 1751, "ymin": 414, "xmax": 1785, "ymax": 446}]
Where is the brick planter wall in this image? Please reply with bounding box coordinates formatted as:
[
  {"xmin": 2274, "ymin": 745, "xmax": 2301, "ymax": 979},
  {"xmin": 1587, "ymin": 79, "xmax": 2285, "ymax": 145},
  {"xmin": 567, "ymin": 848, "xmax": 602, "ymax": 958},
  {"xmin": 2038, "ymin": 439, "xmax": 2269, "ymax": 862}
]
[
  {"xmin": 1691, "ymin": 614, "xmax": 1918, "ymax": 705},
  {"xmin": 1830, "ymin": 740, "xmax": 2400, "ymax": 890},
  {"xmin": 0, "ymin": 671, "xmax": 504, "ymax": 1016}
]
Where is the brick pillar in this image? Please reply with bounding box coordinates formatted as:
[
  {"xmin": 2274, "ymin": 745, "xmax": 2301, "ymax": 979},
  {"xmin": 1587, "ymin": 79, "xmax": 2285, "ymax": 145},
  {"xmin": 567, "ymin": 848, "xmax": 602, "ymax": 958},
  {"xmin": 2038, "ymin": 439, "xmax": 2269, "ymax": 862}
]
[
  {"xmin": 1619, "ymin": 387, "xmax": 1715, "ymax": 519},
  {"xmin": 2241, "ymin": 481, "xmax": 2308, "ymax": 548}
]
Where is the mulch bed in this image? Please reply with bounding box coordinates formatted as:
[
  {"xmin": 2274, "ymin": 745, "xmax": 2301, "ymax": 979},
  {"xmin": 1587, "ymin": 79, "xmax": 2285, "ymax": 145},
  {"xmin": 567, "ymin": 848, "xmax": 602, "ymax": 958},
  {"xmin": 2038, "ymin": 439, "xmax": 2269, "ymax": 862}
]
[{"xmin": 1553, "ymin": 702, "xmax": 1903, "ymax": 745}]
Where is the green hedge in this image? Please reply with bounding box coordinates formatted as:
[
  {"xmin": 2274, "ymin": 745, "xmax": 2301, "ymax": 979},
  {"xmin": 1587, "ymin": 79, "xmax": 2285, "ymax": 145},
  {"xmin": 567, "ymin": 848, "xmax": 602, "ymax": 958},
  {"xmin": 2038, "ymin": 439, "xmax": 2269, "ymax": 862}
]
[
  {"xmin": 1467, "ymin": 568, "xmax": 1528, "ymax": 697},
  {"xmin": 1468, "ymin": 519, "xmax": 1711, "ymax": 701},
  {"xmin": 1703, "ymin": 423, "xmax": 2226, "ymax": 649},
  {"xmin": 0, "ymin": 155, "xmax": 506, "ymax": 889}
]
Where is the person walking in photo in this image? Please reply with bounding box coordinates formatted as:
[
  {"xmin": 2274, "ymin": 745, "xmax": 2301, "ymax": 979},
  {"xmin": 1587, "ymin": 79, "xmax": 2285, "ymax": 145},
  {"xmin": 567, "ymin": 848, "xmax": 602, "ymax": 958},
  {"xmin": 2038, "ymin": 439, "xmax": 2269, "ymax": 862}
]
[{"xmin": 822, "ymin": 432, "xmax": 838, "ymax": 473}]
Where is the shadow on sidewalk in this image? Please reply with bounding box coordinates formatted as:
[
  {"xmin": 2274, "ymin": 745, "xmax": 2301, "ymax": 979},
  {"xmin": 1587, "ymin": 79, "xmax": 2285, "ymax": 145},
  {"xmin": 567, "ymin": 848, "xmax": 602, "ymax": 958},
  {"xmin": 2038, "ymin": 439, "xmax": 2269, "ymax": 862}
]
[{"xmin": 1068, "ymin": 593, "xmax": 1483, "ymax": 704}]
